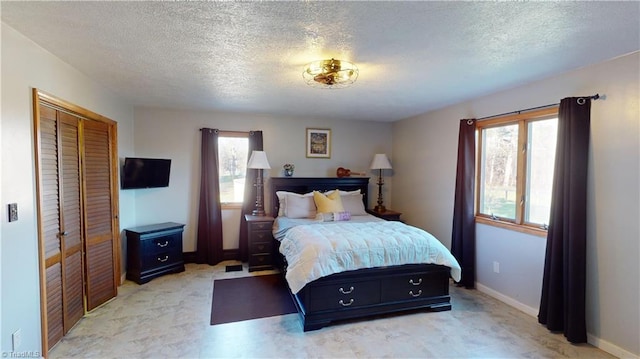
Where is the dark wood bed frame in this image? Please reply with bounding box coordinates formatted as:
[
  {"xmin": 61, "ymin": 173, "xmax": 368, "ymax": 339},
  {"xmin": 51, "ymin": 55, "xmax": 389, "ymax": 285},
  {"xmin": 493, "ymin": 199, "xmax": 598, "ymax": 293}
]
[{"xmin": 270, "ymin": 177, "xmax": 453, "ymax": 331}]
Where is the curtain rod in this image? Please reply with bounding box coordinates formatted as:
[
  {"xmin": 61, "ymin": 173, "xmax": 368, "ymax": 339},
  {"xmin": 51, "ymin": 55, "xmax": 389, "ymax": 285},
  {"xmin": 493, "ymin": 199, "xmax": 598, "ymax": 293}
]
[
  {"xmin": 477, "ymin": 94, "xmax": 599, "ymax": 121},
  {"xmin": 199, "ymin": 128, "xmax": 251, "ymax": 135}
]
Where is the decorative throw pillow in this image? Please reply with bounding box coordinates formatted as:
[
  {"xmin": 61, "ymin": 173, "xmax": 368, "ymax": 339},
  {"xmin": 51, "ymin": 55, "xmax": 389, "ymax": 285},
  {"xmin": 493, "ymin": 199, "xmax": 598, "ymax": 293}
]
[
  {"xmin": 313, "ymin": 190, "xmax": 345, "ymax": 213},
  {"xmin": 315, "ymin": 211, "xmax": 352, "ymax": 222},
  {"xmin": 333, "ymin": 211, "xmax": 352, "ymax": 221},
  {"xmin": 324, "ymin": 189, "xmax": 361, "ymax": 196}
]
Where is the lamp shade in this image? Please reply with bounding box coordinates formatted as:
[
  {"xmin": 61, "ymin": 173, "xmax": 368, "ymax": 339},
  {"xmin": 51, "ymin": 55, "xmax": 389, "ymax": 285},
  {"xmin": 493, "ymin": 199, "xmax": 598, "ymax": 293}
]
[
  {"xmin": 370, "ymin": 154, "xmax": 392, "ymax": 170},
  {"xmin": 247, "ymin": 150, "xmax": 271, "ymax": 169}
]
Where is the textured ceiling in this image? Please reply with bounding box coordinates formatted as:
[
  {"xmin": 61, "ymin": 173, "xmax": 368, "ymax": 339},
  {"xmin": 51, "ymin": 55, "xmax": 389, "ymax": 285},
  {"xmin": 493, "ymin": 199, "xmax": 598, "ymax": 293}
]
[{"xmin": 2, "ymin": 1, "xmax": 639, "ymax": 122}]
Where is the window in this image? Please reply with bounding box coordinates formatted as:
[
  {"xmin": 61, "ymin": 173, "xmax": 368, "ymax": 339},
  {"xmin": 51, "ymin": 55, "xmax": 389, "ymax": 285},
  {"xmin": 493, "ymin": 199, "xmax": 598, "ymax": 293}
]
[
  {"xmin": 218, "ymin": 132, "xmax": 249, "ymax": 205},
  {"xmin": 476, "ymin": 107, "xmax": 558, "ymax": 234}
]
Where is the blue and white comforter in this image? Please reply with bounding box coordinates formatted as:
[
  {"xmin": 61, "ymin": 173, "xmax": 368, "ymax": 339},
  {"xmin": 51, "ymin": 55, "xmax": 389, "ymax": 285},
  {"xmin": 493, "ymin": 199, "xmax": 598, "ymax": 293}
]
[{"xmin": 277, "ymin": 219, "xmax": 462, "ymax": 294}]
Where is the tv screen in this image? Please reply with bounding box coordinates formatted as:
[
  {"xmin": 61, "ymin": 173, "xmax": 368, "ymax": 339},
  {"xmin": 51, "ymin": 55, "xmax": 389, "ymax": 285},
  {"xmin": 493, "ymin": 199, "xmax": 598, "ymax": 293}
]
[{"xmin": 121, "ymin": 157, "xmax": 171, "ymax": 189}]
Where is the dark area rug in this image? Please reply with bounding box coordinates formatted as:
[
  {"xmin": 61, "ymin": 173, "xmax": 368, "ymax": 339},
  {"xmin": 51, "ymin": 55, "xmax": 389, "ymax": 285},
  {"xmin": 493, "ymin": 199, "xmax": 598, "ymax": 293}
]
[{"xmin": 210, "ymin": 274, "xmax": 297, "ymax": 325}]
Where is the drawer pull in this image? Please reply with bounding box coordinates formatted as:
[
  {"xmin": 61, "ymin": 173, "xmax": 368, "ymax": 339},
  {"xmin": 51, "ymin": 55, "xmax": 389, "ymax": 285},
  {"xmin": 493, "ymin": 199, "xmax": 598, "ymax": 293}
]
[
  {"xmin": 409, "ymin": 290, "xmax": 423, "ymax": 298},
  {"xmin": 157, "ymin": 255, "xmax": 169, "ymax": 262},
  {"xmin": 339, "ymin": 286, "xmax": 354, "ymax": 294},
  {"xmin": 157, "ymin": 241, "xmax": 169, "ymax": 247},
  {"xmin": 339, "ymin": 299, "xmax": 354, "ymax": 307},
  {"xmin": 257, "ymin": 244, "xmax": 265, "ymax": 251},
  {"xmin": 409, "ymin": 278, "xmax": 422, "ymax": 286}
]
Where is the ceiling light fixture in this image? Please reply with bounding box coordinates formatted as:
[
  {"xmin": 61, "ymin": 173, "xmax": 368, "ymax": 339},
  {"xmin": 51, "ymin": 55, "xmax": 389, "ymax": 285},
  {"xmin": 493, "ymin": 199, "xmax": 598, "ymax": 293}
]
[{"xmin": 302, "ymin": 58, "xmax": 359, "ymax": 89}]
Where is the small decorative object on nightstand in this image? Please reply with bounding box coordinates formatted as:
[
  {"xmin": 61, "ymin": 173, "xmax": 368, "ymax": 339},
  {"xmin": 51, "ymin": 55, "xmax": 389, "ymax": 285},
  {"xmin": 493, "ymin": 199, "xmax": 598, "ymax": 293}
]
[
  {"xmin": 245, "ymin": 214, "xmax": 275, "ymax": 272},
  {"xmin": 366, "ymin": 208, "xmax": 403, "ymax": 222}
]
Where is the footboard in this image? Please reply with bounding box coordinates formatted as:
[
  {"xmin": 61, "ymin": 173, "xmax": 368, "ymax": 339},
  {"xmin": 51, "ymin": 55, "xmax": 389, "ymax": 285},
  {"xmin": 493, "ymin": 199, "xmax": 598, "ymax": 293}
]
[
  {"xmin": 270, "ymin": 178, "xmax": 454, "ymax": 331},
  {"xmin": 290, "ymin": 263, "xmax": 451, "ymax": 331}
]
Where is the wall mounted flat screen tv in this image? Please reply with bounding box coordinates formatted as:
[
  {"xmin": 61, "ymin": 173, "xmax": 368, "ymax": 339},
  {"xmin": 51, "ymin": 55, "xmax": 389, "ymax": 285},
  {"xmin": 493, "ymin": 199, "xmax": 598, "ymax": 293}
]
[{"xmin": 121, "ymin": 157, "xmax": 171, "ymax": 189}]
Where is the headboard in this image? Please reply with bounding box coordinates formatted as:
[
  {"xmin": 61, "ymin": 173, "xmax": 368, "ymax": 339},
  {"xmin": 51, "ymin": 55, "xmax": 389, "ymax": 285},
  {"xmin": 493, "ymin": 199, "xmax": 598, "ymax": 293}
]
[{"xmin": 270, "ymin": 177, "xmax": 370, "ymax": 217}]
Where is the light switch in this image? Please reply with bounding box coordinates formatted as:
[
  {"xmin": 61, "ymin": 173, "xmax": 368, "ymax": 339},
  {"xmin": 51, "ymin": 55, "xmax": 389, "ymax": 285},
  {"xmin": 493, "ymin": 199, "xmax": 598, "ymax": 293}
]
[{"xmin": 8, "ymin": 203, "xmax": 18, "ymax": 222}]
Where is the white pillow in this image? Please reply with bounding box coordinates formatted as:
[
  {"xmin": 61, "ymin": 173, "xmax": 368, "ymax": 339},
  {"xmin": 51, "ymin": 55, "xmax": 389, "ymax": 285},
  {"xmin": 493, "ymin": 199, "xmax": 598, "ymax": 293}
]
[
  {"xmin": 276, "ymin": 191, "xmax": 314, "ymax": 217},
  {"xmin": 340, "ymin": 193, "xmax": 367, "ymax": 216},
  {"xmin": 285, "ymin": 194, "xmax": 317, "ymax": 218}
]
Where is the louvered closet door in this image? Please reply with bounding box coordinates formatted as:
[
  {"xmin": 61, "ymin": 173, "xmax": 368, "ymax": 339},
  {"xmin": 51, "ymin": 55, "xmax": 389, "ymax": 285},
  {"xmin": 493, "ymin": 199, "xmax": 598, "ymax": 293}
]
[
  {"xmin": 82, "ymin": 120, "xmax": 117, "ymax": 311},
  {"xmin": 38, "ymin": 105, "xmax": 65, "ymax": 349},
  {"xmin": 38, "ymin": 106, "xmax": 84, "ymax": 349},
  {"xmin": 35, "ymin": 90, "xmax": 120, "ymax": 353},
  {"xmin": 59, "ymin": 112, "xmax": 85, "ymax": 331}
]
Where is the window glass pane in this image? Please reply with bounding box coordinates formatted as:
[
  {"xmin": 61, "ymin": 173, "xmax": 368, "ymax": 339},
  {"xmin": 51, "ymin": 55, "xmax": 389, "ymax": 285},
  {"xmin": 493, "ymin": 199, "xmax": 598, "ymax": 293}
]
[
  {"xmin": 525, "ymin": 118, "xmax": 557, "ymax": 225},
  {"xmin": 480, "ymin": 124, "xmax": 518, "ymax": 219},
  {"xmin": 218, "ymin": 137, "xmax": 249, "ymax": 203}
]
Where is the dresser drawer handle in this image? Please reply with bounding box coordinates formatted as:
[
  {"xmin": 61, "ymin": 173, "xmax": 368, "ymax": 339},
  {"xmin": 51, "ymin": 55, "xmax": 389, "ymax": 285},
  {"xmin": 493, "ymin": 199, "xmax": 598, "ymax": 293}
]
[
  {"xmin": 339, "ymin": 299, "xmax": 354, "ymax": 307},
  {"xmin": 157, "ymin": 255, "xmax": 169, "ymax": 262},
  {"xmin": 257, "ymin": 233, "xmax": 266, "ymax": 239},
  {"xmin": 257, "ymin": 244, "xmax": 265, "ymax": 251},
  {"xmin": 157, "ymin": 241, "xmax": 169, "ymax": 247},
  {"xmin": 409, "ymin": 278, "xmax": 422, "ymax": 286},
  {"xmin": 409, "ymin": 290, "xmax": 422, "ymax": 298},
  {"xmin": 339, "ymin": 286, "xmax": 354, "ymax": 294}
]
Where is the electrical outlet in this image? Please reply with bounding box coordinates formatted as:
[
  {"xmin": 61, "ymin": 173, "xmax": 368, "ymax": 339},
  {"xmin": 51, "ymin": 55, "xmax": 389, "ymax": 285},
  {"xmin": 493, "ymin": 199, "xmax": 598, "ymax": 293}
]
[
  {"xmin": 8, "ymin": 203, "xmax": 18, "ymax": 222},
  {"xmin": 493, "ymin": 261, "xmax": 500, "ymax": 273},
  {"xmin": 12, "ymin": 328, "xmax": 22, "ymax": 351}
]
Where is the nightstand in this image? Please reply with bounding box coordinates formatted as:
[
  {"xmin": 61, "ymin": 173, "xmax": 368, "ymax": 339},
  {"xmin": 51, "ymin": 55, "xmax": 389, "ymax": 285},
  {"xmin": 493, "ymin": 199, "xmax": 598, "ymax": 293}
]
[
  {"xmin": 125, "ymin": 222, "xmax": 185, "ymax": 284},
  {"xmin": 366, "ymin": 208, "xmax": 403, "ymax": 222},
  {"xmin": 244, "ymin": 214, "xmax": 275, "ymax": 272}
]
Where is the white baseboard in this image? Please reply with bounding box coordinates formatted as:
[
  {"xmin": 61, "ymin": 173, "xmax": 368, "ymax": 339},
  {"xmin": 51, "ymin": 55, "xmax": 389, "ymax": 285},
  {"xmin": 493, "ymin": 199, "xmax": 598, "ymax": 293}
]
[
  {"xmin": 587, "ymin": 334, "xmax": 639, "ymax": 359},
  {"xmin": 476, "ymin": 283, "xmax": 639, "ymax": 359},
  {"xmin": 476, "ymin": 283, "xmax": 538, "ymax": 317}
]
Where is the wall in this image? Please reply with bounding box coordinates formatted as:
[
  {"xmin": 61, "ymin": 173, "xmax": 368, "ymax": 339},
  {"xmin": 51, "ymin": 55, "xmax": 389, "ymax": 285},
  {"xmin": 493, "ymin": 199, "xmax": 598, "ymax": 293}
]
[
  {"xmin": 0, "ymin": 23, "xmax": 135, "ymax": 354},
  {"xmin": 132, "ymin": 108, "xmax": 393, "ymax": 251},
  {"xmin": 3, "ymin": 15, "xmax": 636, "ymax": 357},
  {"xmin": 393, "ymin": 52, "xmax": 640, "ymax": 357}
]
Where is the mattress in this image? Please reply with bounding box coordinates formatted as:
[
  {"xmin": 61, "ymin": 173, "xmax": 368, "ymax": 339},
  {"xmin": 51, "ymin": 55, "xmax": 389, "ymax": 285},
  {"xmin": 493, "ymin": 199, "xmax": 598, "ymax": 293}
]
[{"xmin": 275, "ymin": 217, "xmax": 462, "ymax": 293}]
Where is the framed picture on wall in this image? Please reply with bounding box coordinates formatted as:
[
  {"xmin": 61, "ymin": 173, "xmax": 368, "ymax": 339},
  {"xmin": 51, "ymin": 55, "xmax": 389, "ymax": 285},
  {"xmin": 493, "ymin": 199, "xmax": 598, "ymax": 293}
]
[{"xmin": 306, "ymin": 128, "xmax": 331, "ymax": 158}]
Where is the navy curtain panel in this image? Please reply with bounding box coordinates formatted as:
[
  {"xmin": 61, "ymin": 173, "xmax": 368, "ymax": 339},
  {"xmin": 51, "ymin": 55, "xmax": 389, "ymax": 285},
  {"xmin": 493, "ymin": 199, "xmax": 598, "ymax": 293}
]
[
  {"xmin": 538, "ymin": 97, "xmax": 592, "ymax": 343},
  {"xmin": 451, "ymin": 119, "xmax": 476, "ymax": 289},
  {"xmin": 196, "ymin": 128, "xmax": 224, "ymax": 265},
  {"xmin": 238, "ymin": 131, "xmax": 264, "ymax": 262}
]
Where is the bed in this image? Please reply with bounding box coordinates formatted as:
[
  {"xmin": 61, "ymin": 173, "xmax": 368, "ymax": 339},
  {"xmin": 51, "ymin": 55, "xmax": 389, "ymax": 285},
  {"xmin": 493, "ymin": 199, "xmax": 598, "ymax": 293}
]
[{"xmin": 270, "ymin": 177, "xmax": 461, "ymax": 331}]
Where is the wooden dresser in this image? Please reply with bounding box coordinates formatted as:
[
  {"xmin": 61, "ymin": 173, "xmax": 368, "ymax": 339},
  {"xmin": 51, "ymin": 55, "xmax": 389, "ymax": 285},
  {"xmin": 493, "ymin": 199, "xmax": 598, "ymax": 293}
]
[
  {"xmin": 245, "ymin": 215, "xmax": 275, "ymax": 272},
  {"xmin": 125, "ymin": 222, "xmax": 185, "ymax": 284}
]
